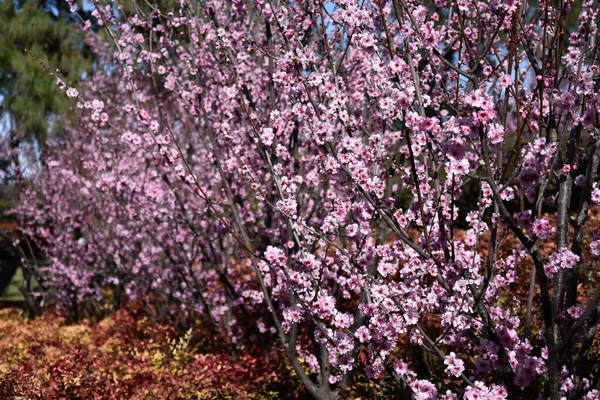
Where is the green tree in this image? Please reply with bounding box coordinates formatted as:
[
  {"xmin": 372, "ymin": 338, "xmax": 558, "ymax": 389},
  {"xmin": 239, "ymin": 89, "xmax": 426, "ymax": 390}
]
[{"xmin": 0, "ymin": 0, "xmax": 92, "ymax": 166}]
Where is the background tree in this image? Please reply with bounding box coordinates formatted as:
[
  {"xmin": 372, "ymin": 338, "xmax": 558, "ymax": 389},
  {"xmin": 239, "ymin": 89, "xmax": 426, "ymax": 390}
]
[{"xmin": 0, "ymin": 0, "xmax": 92, "ymax": 180}]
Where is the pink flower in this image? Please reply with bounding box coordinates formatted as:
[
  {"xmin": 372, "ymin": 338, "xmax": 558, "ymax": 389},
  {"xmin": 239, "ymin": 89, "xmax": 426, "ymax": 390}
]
[
  {"xmin": 567, "ymin": 306, "xmax": 583, "ymax": 319},
  {"xmin": 591, "ymin": 240, "xmax": 600, "ymax": 256},
  {"xmin": 487, "ymin": 124, "xmax": 505, "ymax": 144},
  {"xmin": 444, "ymin": 352, "xmax": 465, "ymax": 377},
  {"xmin": 355, "ymin": 326, "xmax": 371, "ymax": 343},
  {"xmin": 499, "ymin": 74, "xmax": 513, "ymax": 87},
  {"xmin": 591, "ymin": 188, "xmax": 600, "ymax": 205},
  {"xmin": 532, "ymin": 218, "xmax": 554, "ymax": 240},
  {"xmin": 56, "ymin": 78, "xmax": 66, "ymax": 90},
  {"xmin": 66, "ymin": 87, "xmax": 79, "ymax": 98},
  {"xmin": 544, "ymin": 249, "xmax": 580, "ymax": 277},
  {"xmin": 410, "ymin": 380, "xmax": 438, "ymax": 400},
  {"xmin": 444, "ymin": 140, "xmax": 465, "ymax": 160},
  {"xmin": 260, "ymin": 127, "xmax": 275, "ymax": 146},
  {"xmin": 264, "ymin": 246, "xmax": 287, "ymax": 267}
]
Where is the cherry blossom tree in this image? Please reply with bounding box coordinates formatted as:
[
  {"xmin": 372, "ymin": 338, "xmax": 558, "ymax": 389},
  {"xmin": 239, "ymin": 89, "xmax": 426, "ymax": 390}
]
[{"xmin": 14, "ymin": 0, "xmax": 600, "ymax": 398}]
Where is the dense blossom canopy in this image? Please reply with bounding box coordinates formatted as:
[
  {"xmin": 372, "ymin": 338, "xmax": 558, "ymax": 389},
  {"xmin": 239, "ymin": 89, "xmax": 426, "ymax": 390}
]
[{"xmin": 13, "ymin": 0, "xmax": 600, "ymax": 398}]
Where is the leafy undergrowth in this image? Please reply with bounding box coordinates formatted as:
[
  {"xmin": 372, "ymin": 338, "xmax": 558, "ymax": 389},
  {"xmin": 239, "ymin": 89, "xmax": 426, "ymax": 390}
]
[
  {"xmin": 0, "ymin": 305, "xmax": 412, "ymax": 400},
  {"xmin": 0, "ymin": 307, "xmax": 305, "ymax": 399}
]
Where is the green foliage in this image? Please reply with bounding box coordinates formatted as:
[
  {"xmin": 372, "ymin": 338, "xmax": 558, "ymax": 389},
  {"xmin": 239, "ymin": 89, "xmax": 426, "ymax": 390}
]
[{"xmin": 0, "ymin": 0, "xmax": 92, "ymax": 145}]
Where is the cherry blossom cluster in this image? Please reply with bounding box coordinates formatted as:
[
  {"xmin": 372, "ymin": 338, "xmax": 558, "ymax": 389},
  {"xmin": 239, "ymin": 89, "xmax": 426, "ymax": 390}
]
[{"xmin": 13, "ymin": 0, "xmax": 600, "ymax": 398}]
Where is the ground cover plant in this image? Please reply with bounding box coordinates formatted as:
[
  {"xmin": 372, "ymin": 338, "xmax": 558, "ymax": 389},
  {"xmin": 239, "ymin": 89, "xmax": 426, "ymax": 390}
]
[
  {"xmin": 0, "ymin": 306, "xmax": 302, "ymax": 399},
  {"xmin": 9, "ymin": 0, "xmax": 600, "ymax": 398}
]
